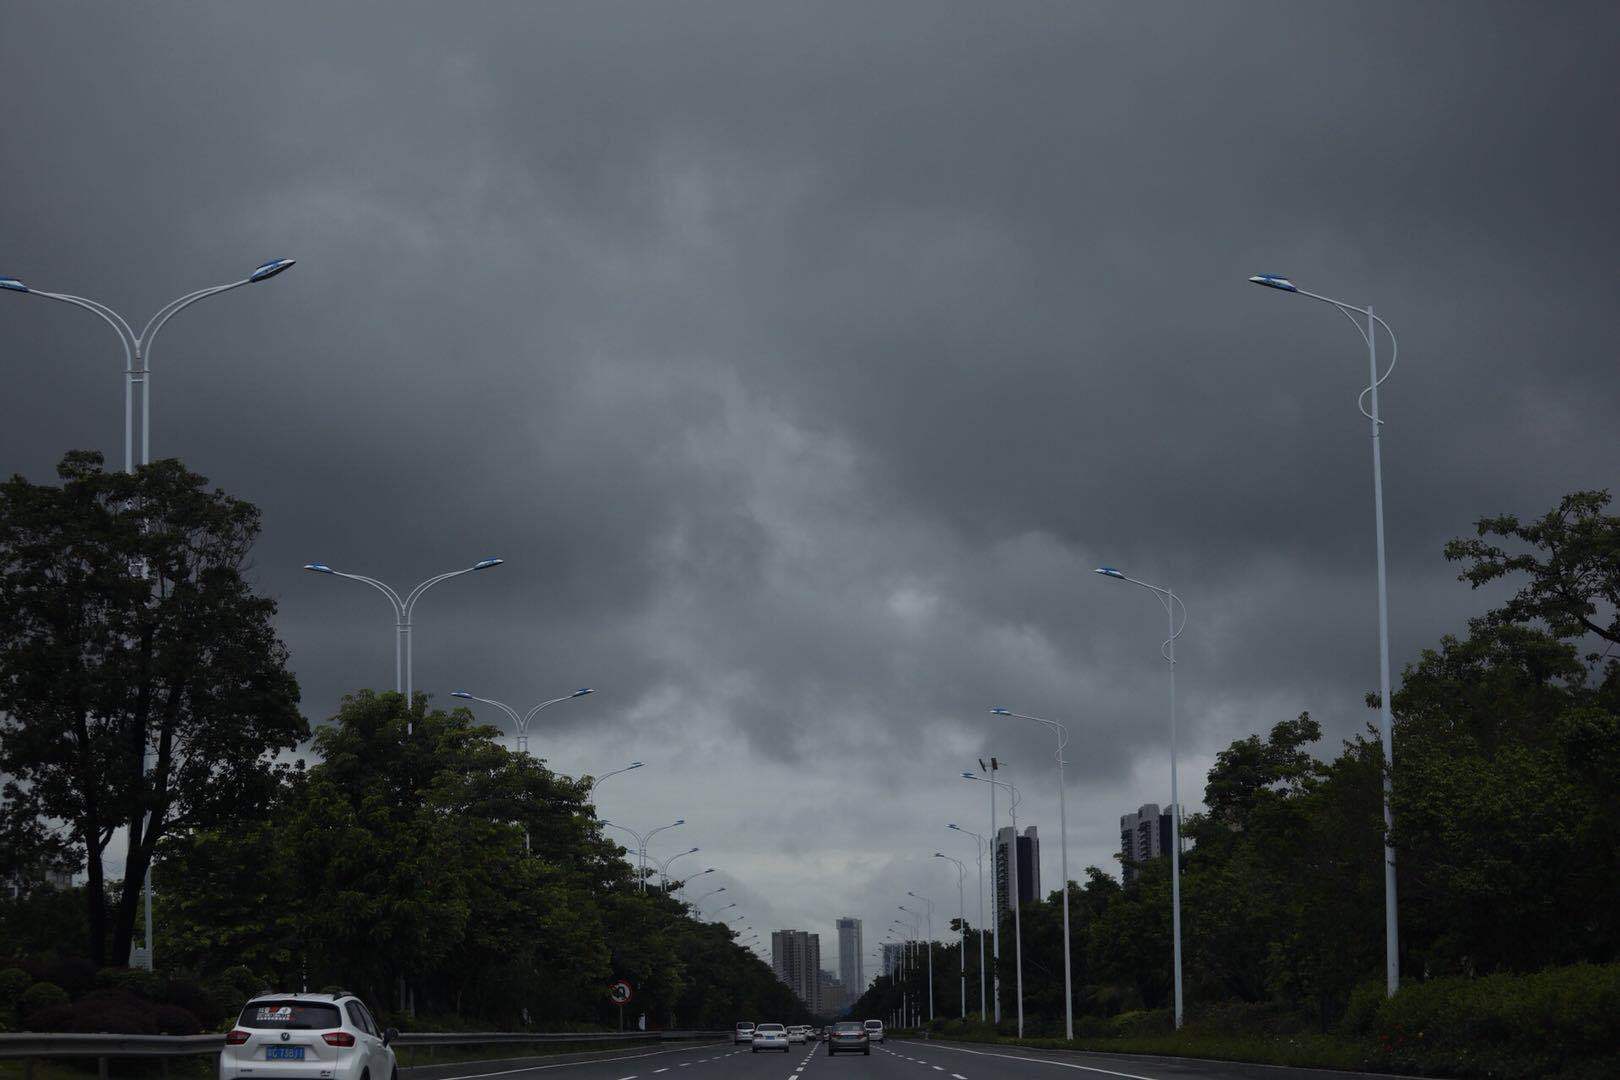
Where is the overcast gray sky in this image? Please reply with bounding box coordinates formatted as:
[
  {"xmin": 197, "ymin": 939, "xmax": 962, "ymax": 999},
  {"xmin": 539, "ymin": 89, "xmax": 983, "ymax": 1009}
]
[{"xmin": 3, "ymin": 1, "xmax": 1616, "ymax": 978}]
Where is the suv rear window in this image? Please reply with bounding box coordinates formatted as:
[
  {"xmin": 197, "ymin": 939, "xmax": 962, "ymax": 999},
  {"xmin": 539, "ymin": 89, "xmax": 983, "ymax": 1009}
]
[{"xmin": 239, "ymin": 1001, "xmax": 343, "ymax": 1030}]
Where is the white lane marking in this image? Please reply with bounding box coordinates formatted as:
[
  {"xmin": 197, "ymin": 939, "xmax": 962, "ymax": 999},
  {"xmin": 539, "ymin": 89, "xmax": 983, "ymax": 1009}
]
[
  {"xmin": 916, "ymin": 1043, "xmax": 1163, "ymax": 1080},
  {"xmin": 952, "ymin": 1075, "xmax": 968, "ymax": 1079},
  {"xmin": 654, "ymin": 1071, "xmax": 668, "ymax": 1075},
  {"xmin": 423, "ymin": 1042, "xmax": 724, "ymax": 1079}
]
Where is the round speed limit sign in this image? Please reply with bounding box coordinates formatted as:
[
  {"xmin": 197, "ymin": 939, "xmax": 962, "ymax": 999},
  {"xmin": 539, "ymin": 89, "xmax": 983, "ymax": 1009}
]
[{"xmin": 608, "ymin": 980, "xmax": 634, "ymax": 1005}]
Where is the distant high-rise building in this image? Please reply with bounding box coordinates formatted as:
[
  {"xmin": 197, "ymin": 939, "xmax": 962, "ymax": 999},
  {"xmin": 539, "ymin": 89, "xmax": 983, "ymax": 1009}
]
[
  {"xmin": 818, "ymin": 970, "xmax": 848, "ymax": 1016},
  {"xmin": 771, "ymin": 929, "xmax": 822, "ymax": 1012},
  {"xmin": 1119, "ymin": 803, "xmax": 1174, "ymax": 884},
  {"xmin": 880, "ymin": 941, "xmax": 904, "ymax": 979},
  {"xmin": 994, "ymin": 825, "xmax": 1041, "ymax": 921},
  {"xmin": 836, "ymin": 916, "xmax": 864, "ymax": 993}
]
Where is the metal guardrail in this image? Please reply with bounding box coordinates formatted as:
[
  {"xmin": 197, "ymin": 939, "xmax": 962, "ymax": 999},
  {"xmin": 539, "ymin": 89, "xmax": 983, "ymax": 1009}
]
[{"xmin": 0, "ymin": 1029, "xmax": 729, "ymax": 1061}]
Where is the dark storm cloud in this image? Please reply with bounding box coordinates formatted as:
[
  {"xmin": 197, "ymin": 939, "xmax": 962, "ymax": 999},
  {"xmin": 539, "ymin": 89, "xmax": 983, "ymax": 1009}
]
[{"xmin": 3, "ymin": 1, "xmax": 1616, "ymax": 934}]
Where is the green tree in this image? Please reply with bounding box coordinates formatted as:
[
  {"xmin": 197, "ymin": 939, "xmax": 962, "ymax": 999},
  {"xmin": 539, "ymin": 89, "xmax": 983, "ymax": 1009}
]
[
  {"xmin": 0, "ymin": 452, "xmax": 305, "ymax": 967},
  {"xmin": 1445, "ymin": 488, "xmax": 1619, "ymax": 652}
]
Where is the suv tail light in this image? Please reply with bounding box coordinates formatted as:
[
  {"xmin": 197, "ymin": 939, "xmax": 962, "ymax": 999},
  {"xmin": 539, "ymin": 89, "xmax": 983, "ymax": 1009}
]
[
  {"xmin": 225, "ymin": 1031, "xmax": 250, "ymax": 1046},
  {"xmin": 322, "ymin": 1032, "xmax": 355, "ymax": 1047}
]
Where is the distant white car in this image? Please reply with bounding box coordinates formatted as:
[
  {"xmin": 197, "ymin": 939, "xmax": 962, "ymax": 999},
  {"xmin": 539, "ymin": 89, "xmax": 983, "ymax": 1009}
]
[
  {"xmin": 788, "ymin": 1025, "xmax": 808, "ymax": 1043},
  {"xmin": 864, "ymin": 1019, "xmax": 886, "ymax": 1044},
  {"xmin": 733, "ymin": 1022, "xmax": 755, "ymax": 1044},
  {"xmin": 751, "ymin": 1023, "xmax": 790, "ymax": 1052},
  {"xmin": 221, "ymin": 993, "xmax": 396, "ymax": 1080}
]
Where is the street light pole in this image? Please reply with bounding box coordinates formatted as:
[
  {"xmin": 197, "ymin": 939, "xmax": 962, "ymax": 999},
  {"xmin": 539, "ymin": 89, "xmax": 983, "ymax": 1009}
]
[
  {"xmin": 651, "ymin": 847, "xmax": 700, "ymax": 893},
  {"xmin": 450, "ymin": 687, "xmax": 595, "ymax": 754},
  {"xmin": 934, "ymin": 854, "xmax": 968, "ymax": 1019},
  {"xmin": 904, "ymin": 895, "xmax": 935, "ymax": 1023},
  {"xmin": 1, "ymin": 259, "xmax": 296, "ymax": 474},
  {"xmin": 601, "ymin": 818, "xmax": 685, "ymax": 892},
  {"xmin": 303, "ymin": 558, "xmax": 504, "ymax": 731},
  {"xmin": 963, "ymin": 770, "xmax": 1023, "ymax": 1036},
  {"xmin": 1249, "ymin": 273, "xmax": 1403, "ymax": 997},
  {"xmin": 994, "ymin": 708, "xmax": 1074, "ymax": 1039},
  {"xmin": 1094, "ymin": 566, "xmax": 1187, "ymax": 1027},
  {"xmin": 947, "ymin": 824, "xmax": 989, "ymax": 1021},
  {"xmin": 3, "ymin": 259, "xmax": 297, "ymax": 974},
  {"xmin": 588, "ymin": 761, "xmax": 646, "ymax": 801}
]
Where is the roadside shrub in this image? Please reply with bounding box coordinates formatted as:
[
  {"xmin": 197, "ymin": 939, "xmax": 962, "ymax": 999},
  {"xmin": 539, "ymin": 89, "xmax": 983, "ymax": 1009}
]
[
  {"xmin": 20, "ymin": 980, "xmax": 69, "ymax": 1015},
  {"xmin": 0, "ymin": 967, "xmax": 32, "ymax": 999},
  {"xmin": 1373, "ymin": 963, "xmax": 1620, "ymax": 1077},
  {"xmin": 158, "ymin": 977, "xmax": 223, "ymax": 1026},
  {"xmin": 1338, "ymin": 979, "xmax": 1383, "ymax": 1036},
  {"xmin": 96, "ymin": 966, "xmax": 161, "ymax": 999},
  {"xmin": 24, "ymin": 989, "xmax": 201, "ymax": 1035},
  {"xmin": 1108, "ymin": 1008, "xmax": 1173, "ymax": 1037}
]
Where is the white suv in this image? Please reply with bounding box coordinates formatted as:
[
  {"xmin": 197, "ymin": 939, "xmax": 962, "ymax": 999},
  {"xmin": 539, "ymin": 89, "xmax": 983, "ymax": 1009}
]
[{"xmin": 222, "ymin": 993, "xmax": 397, "ymax": 1080}]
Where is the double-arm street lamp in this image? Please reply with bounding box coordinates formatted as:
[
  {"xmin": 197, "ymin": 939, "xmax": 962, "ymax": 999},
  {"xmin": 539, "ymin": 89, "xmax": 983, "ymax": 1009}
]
[
  {"xmin": 994, "ymin": 707, "xmax": 1074, "ymax": 1039},
  {"xmin": 933, "ymin": 853, "xmax": 968, "ymax": 1019},
  {"xmin": 450, "ymin": 687, "xmax": 594, "ymax": 754},
  {"xmin": 1, "ymin": 258, "xmax": 296, "ymax": 473},
  {"xmin": 690, "ymin": 885, "xmax": 726, "ymax": 909},
  {"xmin": 1094, "ymin": 566, "xmax": 1186, "ymax": 1027},
  {"xmin": 303, "ymin": 558, "xmax": 504, "ymax": 730},
  {"xmin": 1250, "ymin": 273, "xmax": 1403, "ymax": 997},
  {"xmin": 963, "ymin": 769, "xmax": 1024, "ymax": 1036},
  {"xmin": 600, "ymin": 818, "xmax": 684, "ymax": 892},
  {"xmin": 588, "ymin": 761, "xmax": 645, "ymax": 801},
  {"xmin": 651, "ymin": 847, "xmax": 701, "ymax": 892},
  {"xmin": 946, "ymin": 823, "xmax": 989, "ymax": 1020}
]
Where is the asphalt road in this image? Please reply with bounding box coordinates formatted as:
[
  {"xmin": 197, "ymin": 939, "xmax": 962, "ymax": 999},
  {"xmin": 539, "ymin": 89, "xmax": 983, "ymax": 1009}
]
[{"xmin": 399, "ymin": 1036, "xmax": 1400, "ymax": 1080}]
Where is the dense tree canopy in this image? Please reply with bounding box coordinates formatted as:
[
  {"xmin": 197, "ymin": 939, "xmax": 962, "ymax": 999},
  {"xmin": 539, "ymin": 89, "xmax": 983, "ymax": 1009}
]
[{"xmin": 0, "ymin": 453, "xmax": 305, "ymax": 967}]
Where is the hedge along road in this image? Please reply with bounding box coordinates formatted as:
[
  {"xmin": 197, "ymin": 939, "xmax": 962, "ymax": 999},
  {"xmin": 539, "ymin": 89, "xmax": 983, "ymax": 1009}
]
[{"xmin": 397, "ymin": 1037, "xmax": 1402, "ymax": 1080}]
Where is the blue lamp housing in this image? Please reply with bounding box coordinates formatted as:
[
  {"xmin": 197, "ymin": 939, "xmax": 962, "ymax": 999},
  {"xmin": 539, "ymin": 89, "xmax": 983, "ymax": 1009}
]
[
  {"xmin": 249, "ymin": 258, "xmax": 296, "ymax": 283},
  {"xmin": 572, "ymin": 688, "xmax": 595, "ymax": 697},
  {"xmin": 450, "ymin": 690, "xmax": 473, "ymax": 699},
  {"xmin": 472, "ymin": 557, "xmax": 503, "ymax": 570},
  {"xmin": 1094, "ymin": 566, "xmax": 1126, "ymax": 579},
  {"xmin": 1248, "ymin": 274, "xmax": 1298, "ymax": 292},
  {"xmin": 990, "ymin": 707, "xmax": 1011, "ymax": 715},
  {"xmin": 0, "ymin": 277, "xmax": 29, "ymax": 293},
  {"xmin": 303, "ymin": 562, "xmax": 335, "ymax": 574}
]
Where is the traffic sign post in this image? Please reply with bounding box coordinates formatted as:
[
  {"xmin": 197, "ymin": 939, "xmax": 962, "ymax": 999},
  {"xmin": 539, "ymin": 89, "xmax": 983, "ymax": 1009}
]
[{"xmin": 608, "ymin": 980, "xmax": 634, "ymax": 1030}]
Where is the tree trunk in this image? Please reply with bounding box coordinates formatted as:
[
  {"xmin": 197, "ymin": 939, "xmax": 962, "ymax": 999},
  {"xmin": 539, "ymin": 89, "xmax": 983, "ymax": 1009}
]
[{"xmin": 84, "ymin": 842, "xmax": 107, "ymax": 969}]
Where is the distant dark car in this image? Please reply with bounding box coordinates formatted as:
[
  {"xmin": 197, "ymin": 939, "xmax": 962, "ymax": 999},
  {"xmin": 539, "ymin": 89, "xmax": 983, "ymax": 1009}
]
[{"xmin": 827, "ymin": 1021, "xmax": 870, "ymax": 1056}]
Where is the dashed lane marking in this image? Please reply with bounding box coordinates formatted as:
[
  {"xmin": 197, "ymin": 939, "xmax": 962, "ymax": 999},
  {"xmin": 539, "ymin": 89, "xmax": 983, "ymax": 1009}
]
[
  {"xmin": 913, "ymin": 1043, "xmax": 1162, "ymax": 1080},
  {"xmin": 428, "ymin": 1042, "xmax": 724, "ymax": 1079}
]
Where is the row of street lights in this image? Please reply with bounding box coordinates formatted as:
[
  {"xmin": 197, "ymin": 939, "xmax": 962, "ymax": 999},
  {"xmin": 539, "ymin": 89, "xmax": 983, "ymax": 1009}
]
[{"xmin": 902, "ymin": 273, "xmax": 1398, "ymax": 1035}]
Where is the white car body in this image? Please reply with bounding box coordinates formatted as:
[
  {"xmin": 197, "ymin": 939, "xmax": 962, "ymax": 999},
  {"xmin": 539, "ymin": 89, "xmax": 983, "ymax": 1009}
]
[
  {"xmin": 733, "ymin": 1022, "xmax": 755, "ymax": 1044},
  {"xmin": 221, "ymin": 994, "xmax": 394, "ymax": 1080},
  {"xmin": 787, "ymin": 1025, "xmax": 808, "ymax": 1043},
  {"xmin": 751, "ymin": 1023, "xmax": 790, "ymax": 1052},
  {"xmin": 863, "ymin": 1019, "xmax": 885, "ymax": 1044}
]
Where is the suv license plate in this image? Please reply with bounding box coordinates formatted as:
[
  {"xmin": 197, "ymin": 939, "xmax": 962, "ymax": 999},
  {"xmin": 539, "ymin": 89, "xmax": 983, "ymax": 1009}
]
[{"xmin": 266, "ymin": 1047, "xmax": 305, "ymax": 1060}]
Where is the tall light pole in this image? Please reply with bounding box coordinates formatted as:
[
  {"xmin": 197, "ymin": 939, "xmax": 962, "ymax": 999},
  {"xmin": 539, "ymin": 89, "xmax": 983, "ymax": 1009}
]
[
  {"xmin": 587, "ymin": 761, "xmax": 645, "ymax": 801},
  {"xmin": 303, "ymin": 557, "xmax": 504, "ymax": 731},
  {"xmin": 1094, "ymin": 566, "xmax": 1186, "ymax": 1027},
  {"xmin": 1249, "ymin": 272, "xmax": 1403, "ymax": 997},
  {"xmin": 963, "ymin": 770, "xmax": 1023, "ymax": 1036},
  {"xmin": 1, "ymin": 259, "xmax": 296, "ymax": 474},
  {"xmin": 903, "ymin": 895, "xmax": 935, "ymax": 1022},
  {"xmin": 946, "ymin": 824, "xmax": 988, "ymax": 1020},
  {"xmin": 934, "ymin": 854, "xmax": 968, "ymax": 1019},
  {"xmin": 690, "ymin": 885, "xmax": 726, "ymax": 909},
  {"xmin": 450, "ymin": 687, "xmax": 595, "ymax": 754},
  {"xmin": 893, "ymin": 915, "xmax": 919, "ymax": 1027},
  {"xmin": 966, "ymin": 758, "xmax": 1004, "ymax": 1023},
  {"xmin": 600, "ymin": 818, "xmax": 684, "ymax": 892},
  {"xmin": 651, "ymin": 847, "xmax": 701, "ymax": 893},
  {"xmin": 994, "ymin": 707, "xmax": 1074, "ymax": 1039},
  {"xmin": 4, "ymin": 258, "xmax": 296, "ymax": 973}
]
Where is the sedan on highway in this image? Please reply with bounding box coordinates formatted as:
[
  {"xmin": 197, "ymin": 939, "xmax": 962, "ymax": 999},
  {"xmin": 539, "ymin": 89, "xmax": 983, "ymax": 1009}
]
[
  {"xmin": 827, "ymin": 1021, "xmax": 870, "ymax": 1055},
  {"xmin": 788, "ymin": 1025, "xmax": 809, "ymax": 1043},
  {"xmin": 733, "ymin": 1021, "xmax": 755, "ymax": 1044},
  {"xmin": 751, "ymin": 1022, "xmax": 790, "ymax": 1052}
]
